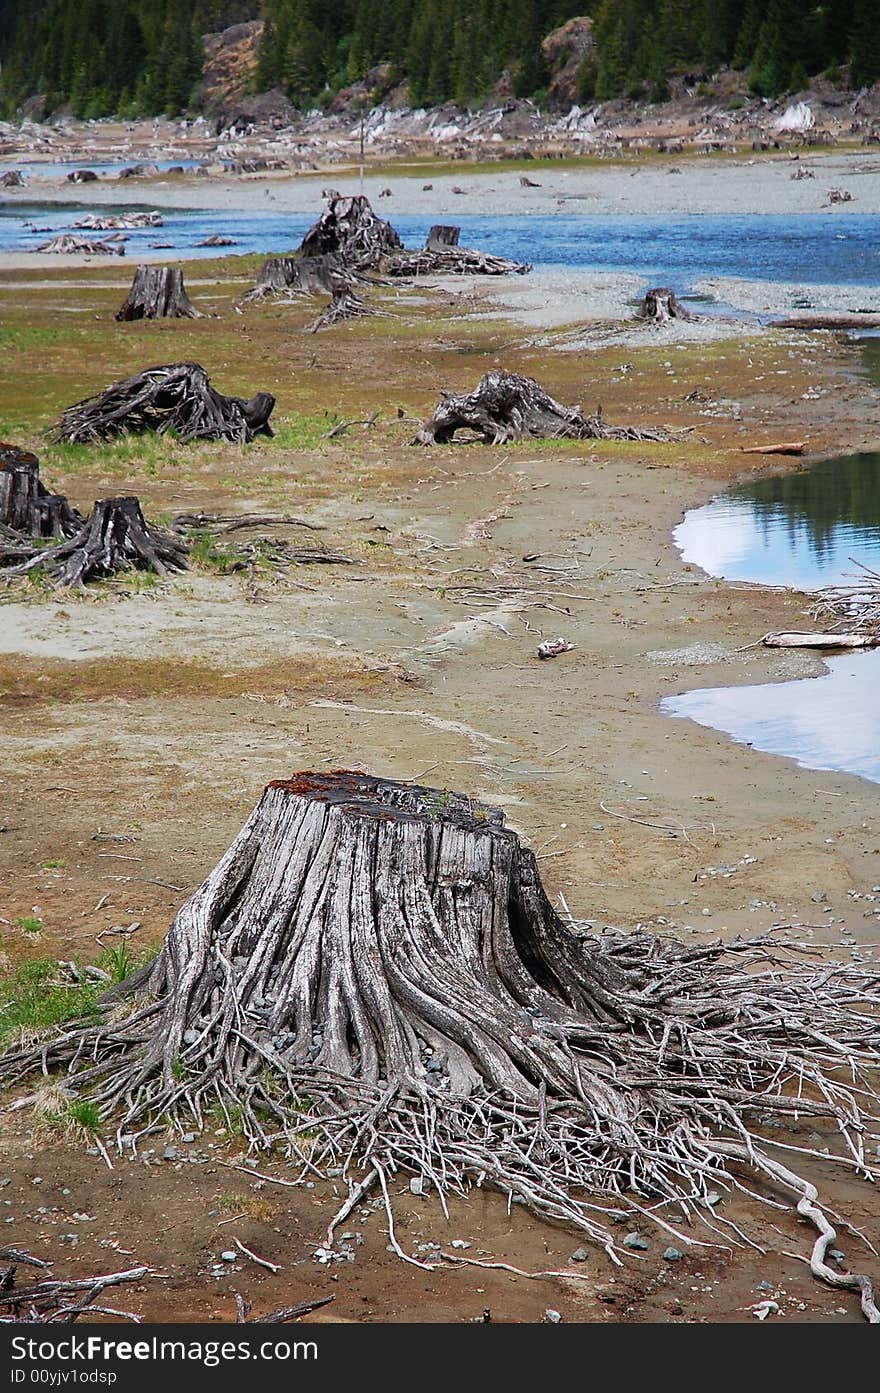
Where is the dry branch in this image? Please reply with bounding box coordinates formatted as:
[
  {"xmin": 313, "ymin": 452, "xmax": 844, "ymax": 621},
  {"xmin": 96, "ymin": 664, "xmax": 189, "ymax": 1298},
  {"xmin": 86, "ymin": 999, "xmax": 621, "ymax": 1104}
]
[
  {"xmin": 740, "ymin": 441, "xmax": 806, "ymax": 455},
  {"xmin": 1, "ymin": 772, "xmax": 878, "ymax": 1315}
]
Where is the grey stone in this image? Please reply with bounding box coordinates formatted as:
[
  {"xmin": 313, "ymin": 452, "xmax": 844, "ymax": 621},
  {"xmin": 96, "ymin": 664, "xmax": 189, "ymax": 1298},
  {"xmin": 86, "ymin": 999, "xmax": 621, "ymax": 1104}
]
[
  {"xmin": 810, "ymin": 891, "xmax": 827, "ymax": 903},
  {"xmin": 662, "ymin": 1246, "xmax": 684, "ymax": 1261},
  {"xmin": 544, "ymin": 1309, "xmax": 562, "ymax": 1323},
  {"xmin": 570, "ymin": 1248, "xmax": 589, "ymax": 1263},
  {"xmin": 220, "ymin": 1251, "xmax": 237, "ymax": 1262},
  {"xmin": 409, "ymin": 1177, "xmax": 424, "ymax": 1196},
  {"xmin": 183, "ymin": 1029, "xmax": 197, "ymax": 1045},
  {"xmin": 163, "ymin": 1146, "xmax": 178, "ymax": 1161},
  {"xmin": 623, "ymin": 1233, "xmax": 649, "ymax": 1250}
]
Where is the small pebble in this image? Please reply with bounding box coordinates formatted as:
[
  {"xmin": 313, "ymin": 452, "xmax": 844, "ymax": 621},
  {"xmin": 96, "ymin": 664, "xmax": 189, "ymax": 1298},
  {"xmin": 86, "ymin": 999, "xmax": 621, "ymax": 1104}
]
[
  {"xmin": 662, "ymin": 1247, "xmax": 684, "ymax": 1262},
  {"xmin": 220, "ymin": 1251, "xmax": 237, "ymax": 1263},
  {"xmin": 409, "ymin": 1177, "xmax": 424, "ymax": 1196},
  {"xmin": 451, "ymin": 1239, "xmax": 471, "ymax": 1250},
  {"xmin": 544, "ymin": 1308, "xmax": 561, "ymax": 1323},
  {"xmin": 163, "ymin": 1146, "xmax": 178, "ymax": 1161},
  {"xmin": 569, "ymin": 1248, "xmax": 589, "ymax": 1263}
]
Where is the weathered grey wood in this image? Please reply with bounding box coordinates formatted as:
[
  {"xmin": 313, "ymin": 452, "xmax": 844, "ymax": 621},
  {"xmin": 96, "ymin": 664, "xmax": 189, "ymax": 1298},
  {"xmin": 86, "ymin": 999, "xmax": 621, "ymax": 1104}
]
[
  {"xmin": 413, "ymin": 370, "xmax": 678, "ymax": 445},
  {"xmin": 115, "ymin": 266, "xmax": 202, "ymax": 321},
  {"xmin": 637, "ymin": 287, "xmax": 696, "ymax": 323},
  {"xmin": 54, "ymin": 363, "xmax": 275, "ymax": 445},
  {"xmin": 0, "ymin": 444, "xmax": 81, "ymax": 538},
  {"xmin": 4, "ymin": 496, "xmax": 189, "ymax": 588},
  {"xmin": 298, "ymin": 194, "xmax": 403, "ymax": 267},
  {"xmin": 243, "ymin": 253, "xmax": 351, "ymax": 303},
  {"xmin": 425, "ymin": 225, "xmax": 460, "ymax": 252}
]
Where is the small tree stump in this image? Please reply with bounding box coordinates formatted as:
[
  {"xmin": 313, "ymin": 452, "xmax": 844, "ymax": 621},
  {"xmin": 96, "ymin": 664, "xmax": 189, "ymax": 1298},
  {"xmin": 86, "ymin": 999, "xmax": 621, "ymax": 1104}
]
[
  {"xmin": 413, "ymin": 370, "xmax": 677, "ymax": 445},
  {"xmin": 54, "ymin": 363, "xmax": 275, "ymax": 445},
  {"xmin": 0, "ymin": 444, "xmax": 81, "ymax": 538},
  {"xmin": 425, "ymin": 225, "xmax": 461, "ymax": 252},
  {"xmin": 115, "ymin": 266, "xmax": 202, "ymax": 321},
  {"xmin": 5, "ymin": 496, "xmax": 189, "ymax": 588},
  {"xmin": 637, "ymin": 287, "xmax": 696, "ymax": 323}
]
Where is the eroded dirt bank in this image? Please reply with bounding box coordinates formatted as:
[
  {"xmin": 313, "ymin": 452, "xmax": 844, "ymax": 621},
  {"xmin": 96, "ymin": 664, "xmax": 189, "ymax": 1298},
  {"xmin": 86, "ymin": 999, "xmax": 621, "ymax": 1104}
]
[{"xmin": 1, "ymin": 251, "xmax": 879, "ymax": 1322}]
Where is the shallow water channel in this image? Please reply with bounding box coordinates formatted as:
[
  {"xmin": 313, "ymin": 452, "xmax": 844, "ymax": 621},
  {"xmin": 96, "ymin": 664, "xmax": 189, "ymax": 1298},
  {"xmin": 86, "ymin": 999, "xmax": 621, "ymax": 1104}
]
[{"xmin": 663, "ymin": 369, "xmax": 880, "ymax": 784}]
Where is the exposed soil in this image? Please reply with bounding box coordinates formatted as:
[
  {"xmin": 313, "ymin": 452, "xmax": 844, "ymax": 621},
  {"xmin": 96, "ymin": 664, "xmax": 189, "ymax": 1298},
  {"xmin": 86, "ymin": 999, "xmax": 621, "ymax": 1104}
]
[{"xmin": 1, "ymin": 247, "xmax": 879, "ymax": 1324}]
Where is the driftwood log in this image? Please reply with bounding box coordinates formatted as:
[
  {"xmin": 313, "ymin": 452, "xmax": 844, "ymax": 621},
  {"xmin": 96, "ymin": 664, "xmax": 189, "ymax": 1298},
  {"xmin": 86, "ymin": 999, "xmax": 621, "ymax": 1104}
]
[
  {"xmin": 33, "ymin": 234, "xmax": 125, "ymax": 256},
  {"xmin": 54, "ymin": 363, "xmax": 275, "ymax": 444},
  {"xmin": 0, "ymin": 771, "xmax": 878, "ymax": 1317},
  {"xmin": 413, "ymin": 370, "xmax": 678, "ymax": 445},
  {"xmin": 763, "ymin": 631, "xmax": 880, "ymax": 649},
  {"xmin": 115, "ymin": 266, "xmax": 202, "ymax": 321},
  {"xmin": 3, "ymin": 496, "xmax": 189, "ymax": 588},
  {"xmin": 769, "ymin": 313, "xmax": 880, "ymax": 330},
  {"xmin": 0, "ymin": 444, "xmax": 81, "ymax": 539},
  {"xmin": 637, "ymin": 287, "xmax": 697, "ymax": 323}
]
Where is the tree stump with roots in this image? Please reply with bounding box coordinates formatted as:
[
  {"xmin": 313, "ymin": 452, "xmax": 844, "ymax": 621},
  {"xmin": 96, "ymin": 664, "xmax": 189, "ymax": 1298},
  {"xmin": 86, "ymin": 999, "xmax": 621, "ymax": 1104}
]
[
  {"xmin": 637, "ymin": 287, "xmax": 697, "ymax": 323},
  {"xmin": 115, "ymin": 266, "xmax": 202, "ymax": 321},
  {"xmin": 298, "ymin": 194, "xmax": 403, "ymax": 268},
  {"xmin": 413, "ymin": 370, "xmax": 678, "ymax": 445},
  {"xmin": 2, "ymin": 771, "xmax": 879, "ymax": 1311},
  {"xmin": 0, "ymin": 444, "xmax": 81, "ymax": 539},
  {"xmin": 243, "ymin": 254, "xmax": 353, "ymax": 303},
  {"xmin": 4, "ymin": 496, "xmax": 189, "ymax": 587},
  {"xmin": 53, "ymin": 363, "xmax": 275, "ymax": 445}
]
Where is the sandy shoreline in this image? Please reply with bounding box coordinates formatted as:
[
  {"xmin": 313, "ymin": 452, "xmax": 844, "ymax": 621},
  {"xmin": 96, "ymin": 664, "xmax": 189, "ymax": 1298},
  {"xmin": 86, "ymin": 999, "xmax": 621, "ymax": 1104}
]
[{"xmin": 3, "ymin": 149, "xmax": 880, "ymax": 219}]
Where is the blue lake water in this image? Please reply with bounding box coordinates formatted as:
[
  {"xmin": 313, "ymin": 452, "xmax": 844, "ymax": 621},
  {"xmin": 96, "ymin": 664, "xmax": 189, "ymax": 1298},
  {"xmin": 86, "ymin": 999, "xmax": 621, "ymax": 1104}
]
[{"xmin": 0, "ymin": 202, "xmax": 878, "ymax": 299}]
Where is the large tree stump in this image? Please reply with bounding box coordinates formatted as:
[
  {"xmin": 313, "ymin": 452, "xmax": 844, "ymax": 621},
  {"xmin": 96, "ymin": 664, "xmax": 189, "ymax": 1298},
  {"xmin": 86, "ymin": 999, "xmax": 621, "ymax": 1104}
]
[
  {"xmin": 2, "ymin": 770, "xmax": 879, "ymax": 1308},
  {"xmin": 637, "ymin": 287, "xmax": 697, "ymax": 323},
  {"xmin": 413, "ymin": 370, "xmax": 677, "ymax": 445},
  {"xmin": 243, "ymin": 253, "xmax": 352, "ymax": 304},
  {"xmin": 298, "ymin": 194, "xmax": 403, "ymax": 268},
  {"xmin": 4, "ymin": 496, "xmax": 189, "ymax": 588},
  {"xmin": 115, "ymin": 266, "xmax": 202, "ymax": 321},
  {"xmin": 0, "ymin": 444, "xmax": 81, "ymax": 538},
  {"xmin": 53, "ymin": 363, "xmax": 275, "ymax": 445}
]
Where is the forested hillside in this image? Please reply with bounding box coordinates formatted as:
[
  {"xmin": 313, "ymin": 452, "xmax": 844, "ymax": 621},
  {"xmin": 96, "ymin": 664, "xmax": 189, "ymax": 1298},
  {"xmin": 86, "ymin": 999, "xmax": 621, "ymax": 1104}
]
[{"xmin": 1, "ymin": 0, "xmax": 878, "ymax": 120}]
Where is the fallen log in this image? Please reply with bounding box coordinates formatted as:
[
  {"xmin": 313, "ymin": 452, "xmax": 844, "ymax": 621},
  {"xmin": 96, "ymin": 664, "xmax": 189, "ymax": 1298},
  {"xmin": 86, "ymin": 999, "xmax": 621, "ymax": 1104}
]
[
  {"xmin": 763, "ymin": 631, "xmax": 880, "ymax": 649},
  {"xmin": 1, "ymin": 770, "xmax": 879, "ymax": 1317},
  {"xmin": 0, "ymin": 444, "xmax": 81, "ymax": 539},
  {"xmin": 74, "ymin": 212, "xmax": 162, "ymax": 230},
  {"xmin": 740, "ymin": 440, "xmax": 806, "ymax": 455},
  {"xmin": 53, "ymin": 363, "xmax": 275, "ymax": 445},
  {"xmin": 769, "ymin": 313, "xmax": 880, "ymax": 330},
  {"xmin": 3, "ymin": 496, "xmax": 189, "ymax": 588},
  {"xmin": 413, "ymin": 370, "xmax": 679, "ymax": 445},
  {"xmin": 115, "ymin": 266, "xmax": 202, "ymax": 321}
]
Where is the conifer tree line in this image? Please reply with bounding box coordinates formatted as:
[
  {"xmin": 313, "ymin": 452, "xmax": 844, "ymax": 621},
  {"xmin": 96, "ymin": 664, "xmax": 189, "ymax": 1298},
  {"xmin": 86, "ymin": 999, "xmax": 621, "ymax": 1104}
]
[{"xmin": 1, "ymin": 0, "xmax": 878, "ymax": 120}]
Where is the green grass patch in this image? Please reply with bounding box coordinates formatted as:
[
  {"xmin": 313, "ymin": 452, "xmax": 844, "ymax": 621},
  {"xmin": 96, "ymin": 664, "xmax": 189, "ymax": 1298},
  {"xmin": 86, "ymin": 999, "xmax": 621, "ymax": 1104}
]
[
  {"xmin": 0, "ymin": 326, "xmax": 60, "ymax": 352},
  {"xmin": 0, "ymin": 957, "xmax": 101, "ymax": 1046}
]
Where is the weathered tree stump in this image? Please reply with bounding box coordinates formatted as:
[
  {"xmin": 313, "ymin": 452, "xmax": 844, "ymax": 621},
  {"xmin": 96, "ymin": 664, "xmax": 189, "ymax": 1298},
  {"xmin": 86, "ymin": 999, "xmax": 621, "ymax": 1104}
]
[
  {"xmin": 2, "ymin": 770, "xmax": 880, "ymax": 1310},
  {"xmin": 298, "ymin": 194, "xmax": 403, "ymax": 268},
  {"xmin": 115, "ymin": 266, "xmax": 202, "ymax": 321},
  {"xmin": 243, "ymin": 253, "xmax": 352, "ymax": 303},
  {"xmin": 0, "ymin": 444, "xmax": 81, "ymax": 539},
  {"xmin": 637, "ymin": 287, "xmax": 697, "ymax": 323},
  {"xmin": 4, "ymin": 496, "xmax": 189, "ymax": 588},
  {"xmin": 413, "ymin": 370, "xmax": 678, "ymax": 445},
  {"xmin": 386, "ymin": 223, "xmax": 530, "ymax": 278},
  {"xmin": 425, "ymin": 225, "xmax": 461, "ymax": 252},
  {"xmin": 53, "ymin": 363, "xmax": 275, "ymax": 445}
]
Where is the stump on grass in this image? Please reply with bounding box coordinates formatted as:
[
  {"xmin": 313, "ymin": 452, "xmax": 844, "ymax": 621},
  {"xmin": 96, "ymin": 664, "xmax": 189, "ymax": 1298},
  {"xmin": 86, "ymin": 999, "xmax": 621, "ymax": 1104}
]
[
  {"xmin": 637, "ymin": 287, "xmax": 696, "ymax": 323},
  {"xmin": 0, "ymin": 444, "xmax": 81, "ymax": 539},
  {"xmin": 115, "ymin": 266, "xmax": 202, "ymax": 321},
  {"xmin": 3, "ymin": 496, "xmax": 189, "ymax": 587},
  {"xmin": 413, "ymin": 370, "xmax": 678, "ymax": 445},
  {"xmin": 243, "ymin": 253, "xmax": 352, "ymax": 303},
  {"xmin": 2, "ymin": 770, "xmax": 879, "ymax": 1314},
  {"xmin": 53, "ymin": 363, "xmax": 275, "ymax": 444}
]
